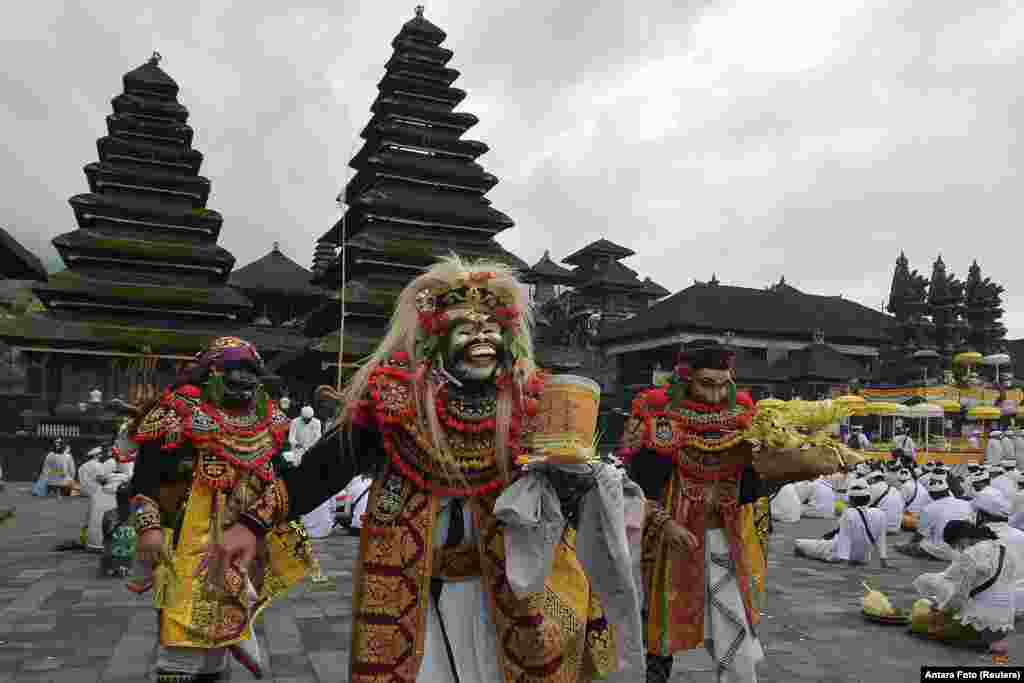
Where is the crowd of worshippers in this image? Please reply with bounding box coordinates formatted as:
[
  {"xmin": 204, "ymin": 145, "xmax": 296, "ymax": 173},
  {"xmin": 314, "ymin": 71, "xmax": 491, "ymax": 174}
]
[
  {"xmin": 780, "ymin": 436, "xmax": 1024, "ymax": 654},
  {"xmin": 37, "ymin": 439, "xmax": 138, "ymax": 578}
]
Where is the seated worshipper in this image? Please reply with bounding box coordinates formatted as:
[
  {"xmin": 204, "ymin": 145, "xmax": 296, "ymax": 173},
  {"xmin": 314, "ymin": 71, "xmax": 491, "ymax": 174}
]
[
  {"xmin": 960, "ymin": 462, "xmax": 984, "ymax": 499},
  {"xmin": 794, "ymin": 480, "xmax": 888, "ymax": 567},
  {"xmin": 901, "ymin": 468, "xmax": 930, "ymax": 530},
  {"xmin": 801, "ymin": 475, "xmax": 837, "ymax": 519},
  {"xmin": 987, "ymin": 431, "xmax": 1009, "ymax": 466},
  {"xmin": 932, "ymin": 464, "xmax": 966, "ymax": 499},
  {"xmin": 911, "ymin": 521, "xmax": 1016, "ymax": 654},
  {"xmin": 971, "ymin": 488, "xmax": 1024, "ymax": 618},
  {"xmin": 897, "ymin": 476, "xmax": 975, "ymax": 561},
  {"xmin": 846, "ymin": 462, "xmax": 872, "ymax": 501},
  {"xmin": 770, "ymin": 482, "xmax": 803, "ymax": 523},
  {"xmin": 1011, "ymin": 429, "xmax": 1024, "ymax": 470},
  {"xmin": 101, "ymin": 483, "xmax": 137, "ymax": 578},
  {"xmin": 340, "ymin": 473, "xmax": 373, "ymax": 536},
  {"xmin": 993, "ymin": 459, "xmax": 1020, "ymax": 500},
  {"xmin": 43, "ymin": 440, "xmax": 75, "ymax": 497},
  {"xmin": 867, "ymin": 470, "xmax": 904, "ymax": 533}
]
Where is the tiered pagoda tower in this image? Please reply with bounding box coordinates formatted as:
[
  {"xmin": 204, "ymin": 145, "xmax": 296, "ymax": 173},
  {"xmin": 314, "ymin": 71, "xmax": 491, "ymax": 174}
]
[
  {"xmin": 304, "ymin": 7, "xmax": 525, "ymax": 364},
  {"xmin": 0, "ymin": 56, "xmax": 323, "ymax": 449},
  {"xmin": 926, "ymin": 255, "xmax": 966, "ymax": 359},
  {"xmin": 33, "ymin": 53, "xmax": 250, "ymax": 322},
  {"xmin": 964, "ymin": 260, "xmax": 1007, "ymax": 356}
]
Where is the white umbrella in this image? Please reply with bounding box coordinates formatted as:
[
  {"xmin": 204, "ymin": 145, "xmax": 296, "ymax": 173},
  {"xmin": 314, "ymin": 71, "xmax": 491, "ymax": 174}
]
[{"xmin": 907, "ymin": 403, "xmax": 943, "ymax": 453}]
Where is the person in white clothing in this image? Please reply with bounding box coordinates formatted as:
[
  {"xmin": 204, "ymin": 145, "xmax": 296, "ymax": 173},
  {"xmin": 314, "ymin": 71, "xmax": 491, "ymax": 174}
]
[
  {"xmin": 794, "ymin": 480, "xmax": 888, "ymax": 567},
  {"xmin": 287, "ymin": 406, "xmax": 322, "ymax": 465},
  {"xmin": 87, "ymin": 452, "xmax": 131, "ymax": 552},
  {"xmin": 867, "ymin": 471, "xmax": 904, "ymax": 532},
  {"xmin": 986, "ymin": 431, "xmax": 1007, "ymax": 466},
  {"xmin": 42, "ymin": 441, "xmax": 76, "ymax": 497},
  {"xmin": 845, "ymin": 462, "xmax": 871, "ymax": 501},
  {"xmin": 970, "ymin": 488, "xmax": 1024, "ymax": 618},
  {"xmin": 1009, "ymin": 429, "xmax": 1024, "ymax": 470},
  {"xmin": 901, "ymin": 476, "xmax": 975, "ymax": 561},
  {"xmin": 801, "ymin": 476, "xmax": 837, "ymax": 519},
  {"xmin": 770, "ymin": 482, "xmax": 802, "ymax": 523},
  {"xmin": 899, "ymin": 468, "xmax": 930, "ymax": 530},
  {"xmin": 893, "ymin": 427, "xmax": 916, "ymax": 459},
  {"xmin": 342, "ymin": 474, "xmax": 374, "ymax": 536},
  {"xmin": 290, "ymin": 407, "xmax": 333, "ymax": 539},
  {"xmin": 81, "ymin": 447, "xmax": 118, "ymax": 550},
  {"xmin": 912, "ymin": 521, "xmax": 1015, "ymax": 654},
  {"xmin": 992, "ymin": 459, "xmax": 1019, "ymax": 500}
]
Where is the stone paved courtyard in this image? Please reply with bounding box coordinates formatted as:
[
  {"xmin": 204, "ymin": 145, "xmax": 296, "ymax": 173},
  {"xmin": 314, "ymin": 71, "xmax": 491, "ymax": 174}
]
[{"xmin": 0, "ymin": 485, "xmax": 1018, "ymax": 682}]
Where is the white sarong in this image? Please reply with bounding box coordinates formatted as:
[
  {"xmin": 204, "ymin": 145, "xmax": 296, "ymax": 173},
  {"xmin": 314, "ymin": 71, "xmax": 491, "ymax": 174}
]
[{"xmin": 705, "ymin": 528, "xmax": 764, "ymax": 683}]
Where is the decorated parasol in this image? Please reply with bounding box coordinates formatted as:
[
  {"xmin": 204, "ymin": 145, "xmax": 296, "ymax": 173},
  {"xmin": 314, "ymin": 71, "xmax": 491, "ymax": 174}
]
[
  {"xmin": 930, "ymin": 399, "xmax": 961, "ymax": 414},
  {"xmin": 966, "ymin": 405, "xmax": 1001, "ymax": 421},
  {"xmin": 953, "ymin": 351, "xmax": 983, "ymax": 366},
  {"xmin": 983, "ymin": 353, "xmax": 1012, "ymax": 386}
]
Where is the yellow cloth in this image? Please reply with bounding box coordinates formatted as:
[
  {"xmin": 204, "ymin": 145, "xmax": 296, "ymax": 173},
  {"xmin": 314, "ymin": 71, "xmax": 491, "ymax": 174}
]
[{"xmin": 160, "ymin": 479, "xmax": 310, "ymax": 649}]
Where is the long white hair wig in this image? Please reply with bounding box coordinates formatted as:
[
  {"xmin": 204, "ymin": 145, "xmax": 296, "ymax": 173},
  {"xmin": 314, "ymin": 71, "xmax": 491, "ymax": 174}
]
[{"xmin": 340, "ymin": 254, "xmax": 535, "ymax": 482}]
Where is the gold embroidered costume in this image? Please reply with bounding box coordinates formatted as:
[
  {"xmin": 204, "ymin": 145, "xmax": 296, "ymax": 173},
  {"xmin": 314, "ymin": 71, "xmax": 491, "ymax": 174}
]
[
  {"xmin": 279, "ymin": 256, "xmax": 617, "ymax": 682},
  {"xmin": 128, "ymin": 337, "xmax": 311, "ymax": 681}
]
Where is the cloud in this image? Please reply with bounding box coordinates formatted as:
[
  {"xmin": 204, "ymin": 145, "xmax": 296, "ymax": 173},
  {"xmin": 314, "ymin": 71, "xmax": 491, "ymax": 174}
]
[{"xmin": 0, "ymin": 0, "xmax": 1022, "ymax": 341}]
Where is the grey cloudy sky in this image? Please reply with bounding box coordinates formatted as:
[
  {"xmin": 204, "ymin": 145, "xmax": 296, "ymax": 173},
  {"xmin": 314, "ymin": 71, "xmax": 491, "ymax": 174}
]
[{"xmin": 2, "ymin": 0, "xmax": 1022, "ymax": 337}]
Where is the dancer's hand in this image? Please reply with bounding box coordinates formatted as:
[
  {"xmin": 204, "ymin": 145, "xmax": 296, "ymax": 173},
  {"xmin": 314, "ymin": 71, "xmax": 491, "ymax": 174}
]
[
  {"xmin": 215, "ymin": 523, "xmax": 258, "ymax": 574},
  {"xmin": 664, "ymin": 519, "xmax": 698, "ymax": 552},
  {"xmin": 136, "ymin": 529, "xmax": 165, "ymax": 567}
]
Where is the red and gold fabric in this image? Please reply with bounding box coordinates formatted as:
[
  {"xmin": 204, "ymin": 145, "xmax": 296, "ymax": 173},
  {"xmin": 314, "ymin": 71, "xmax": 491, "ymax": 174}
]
[
  {"xmin": 623, "ymin": 390, "xmax": 764, "ymax": 656},
  {"xmin": 344, "ymin": 351, "xmax": 615, "ymax": 682},
  {"xmin": 160, "ymin": 467, "xmax": 310, "ymax": 649},
  {"xmin": 349, "ymin": 470, "xmax": 615, "ymax": 683},
  {"xmin": 130, "ymin": 392, "xmax": 309, "ymax": 650}
]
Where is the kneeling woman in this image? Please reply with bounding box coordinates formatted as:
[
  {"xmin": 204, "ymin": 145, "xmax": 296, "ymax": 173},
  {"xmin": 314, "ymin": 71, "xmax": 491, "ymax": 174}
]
[{"xmin": 911, "ymin": 521, "xmax": 1016, "ymax": 656}]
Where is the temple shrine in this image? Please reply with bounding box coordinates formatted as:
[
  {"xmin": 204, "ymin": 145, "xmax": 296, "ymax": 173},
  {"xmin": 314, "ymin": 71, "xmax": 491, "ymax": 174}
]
[
  {"xmin": 275, "ymin": 7, "xmax": 526, "ymax": 391},
  {"xmin": 0, "ymin": 55, "xmax": 309, "ymax": 475}
]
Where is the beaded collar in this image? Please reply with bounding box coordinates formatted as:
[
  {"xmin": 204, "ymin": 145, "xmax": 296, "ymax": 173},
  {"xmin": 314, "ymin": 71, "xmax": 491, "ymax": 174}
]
[
  {"xmin": 353, "ymin": 352, "xmax": 544, "ymax": 497},
  {"xmin": 618, "ymin": 387, "xmax": 756, "ymax": 463}
]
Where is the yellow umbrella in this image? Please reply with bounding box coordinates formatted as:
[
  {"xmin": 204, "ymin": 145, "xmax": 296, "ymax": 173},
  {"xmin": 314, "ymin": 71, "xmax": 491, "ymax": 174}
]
[
  {"xmin": 757, "ymin": 398, "xmax": 785, "ymax": 410},
  {"xmin": 835, "ymin": 395, "xmax": 866, "ymax": 406},
  {"xmin": 954, "ymin": 351, "xmax": 983, "ymax": 366},
  {"xmin": 864, "ymin": 402, "xmax": 901, "ymax": 415},
  {"xmin": 930, "ymin": 399, "xmax": 961, "ymax": 414},
  {"xmin": 966, "ymin": 406, "xmax": 1001, "ymax": 421}
]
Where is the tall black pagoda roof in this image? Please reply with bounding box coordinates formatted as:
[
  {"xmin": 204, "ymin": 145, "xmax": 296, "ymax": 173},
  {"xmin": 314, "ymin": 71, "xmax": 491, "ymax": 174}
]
[
  {"xmin": 33, "ymin": 53, "xmax": 251, "ymax": 324},
  {"xmin": 310, "ymin": 7, "xmax": 524, "ymax": 295}
]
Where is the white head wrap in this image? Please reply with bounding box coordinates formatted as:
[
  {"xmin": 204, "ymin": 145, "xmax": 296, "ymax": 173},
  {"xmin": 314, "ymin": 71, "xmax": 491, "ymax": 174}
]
[
  {"xmin": 87, "ymin": 446, "xmax": 103, "ymax": 459},
  {"xmin": 301, "ymin": 406, "xmax": 315, "ymax": 419},
  {"xmin": 971, "ymin": 488, "xmax": 1011, "ymax": 518}
]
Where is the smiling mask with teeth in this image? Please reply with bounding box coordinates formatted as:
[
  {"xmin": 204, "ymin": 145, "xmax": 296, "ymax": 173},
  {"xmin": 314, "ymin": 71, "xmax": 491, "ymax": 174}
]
[{"xmin": 446, "ymin": 315, "xmax": 505, "ymax": 384}]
